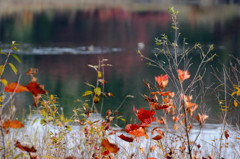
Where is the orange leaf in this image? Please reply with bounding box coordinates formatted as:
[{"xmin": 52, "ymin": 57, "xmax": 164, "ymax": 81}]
[
  {"xmin": 125, "ymin": 124, "xmax": 148, "ymax": 139},
  {"xmin": 144, "ymin": 80, "xmax": 152, "ymax": 90},
  {"xmin": 150, "ymin": 145, "xmax": 156, "ymax": 152},
  {"xmin": 155, "ymin": 74, "xmax": 168, "ymax": 90},
  {"xmin": 2, "ymin": 120, "xmax": 24, "ymax": 129},
  {"xmin": 129, "ymin": 127, "xmax": 148, "ymax": 139},
  {"xmin": 140, "ymin": 148, "xmax": 145, "ymax": 155},
  {"xmin": 178, "ymin": 69, "xmax": 190, "ymax": 83},
  {"xmin": 101, "ymin": 139, "xmax": 119, "ymax": 153},
  {"xmin": 4, "ymin": 82, "xmax": 29, "ymax": 93},
  {"xmin": 173, "ymin": 116, "xmax": 180, "ymax": 122},
  {"xmin": 155, "ymin": 104, "xmax": 170, "ymax": 110},
  {"xmin": 187, "ymin": 104, "xmax": 198, "ymax": 116},
  {"xmin": 224, "ymin": 130, "xmax": 229, "ymax": 139},
  {"xmin": 152, "ymin": 91, "xmax": 175, "ymax": 97},
  {"xmin": 156, "ymin": 117, "xmax": 166, "ymax": 125},
  {"xmin": 118, "ymin": 134, "xmax": 134, "ymax": 142},
  {"xmin": 15, "ymin": 141, "xmax": 37, "ymax": 153},
  {"xmin": 196, "ymin": 113, "xmax": 208, "ymax": 125}
]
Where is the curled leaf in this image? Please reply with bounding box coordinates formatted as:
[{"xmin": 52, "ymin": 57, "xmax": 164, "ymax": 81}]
[
  {"xmin": 152, "ymin": 135, "xmax": 163, "ymax": 140},
  {"xmin": 118, "ymin": 134, "xmax": 134, "ymax": 142},
  {"xmin": 224, "ymin": 130, "xmax": 229, "ymax": 139},
  {"xmin": 15, "ymin": 141, "xmax": 37, "ymax": 153}
]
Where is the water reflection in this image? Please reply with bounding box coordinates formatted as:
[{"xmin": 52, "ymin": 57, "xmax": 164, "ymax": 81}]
[{"xmin": 0, "ymin": 1, "xmax": 239, "ymax": 124}]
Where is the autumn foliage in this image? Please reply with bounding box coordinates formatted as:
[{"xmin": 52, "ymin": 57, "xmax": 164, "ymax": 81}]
[{"xmin": 4, "ymin": 68, "xmax": 47, "ymax": 107}]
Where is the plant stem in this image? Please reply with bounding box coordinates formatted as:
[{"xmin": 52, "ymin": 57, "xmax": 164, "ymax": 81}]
[
  {"xmin": 182, "ymin": 102, "xmax": 192, "ymax": 159},
  {"xmin": 0, "ymin": 120, "xmax": 6, "ymax": 159}
]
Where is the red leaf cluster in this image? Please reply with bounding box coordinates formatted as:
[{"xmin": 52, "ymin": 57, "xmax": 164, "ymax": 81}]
[
  {"xmin": 125, "ymin": 123, "xmax": 148, "ymax": 141},
  {"xmin": 136, "ymin": 107, "xmax": 156, "ymax": 127}
]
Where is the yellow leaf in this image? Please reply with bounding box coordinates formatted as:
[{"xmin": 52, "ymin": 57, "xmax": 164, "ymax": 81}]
[
  {"xmin": 50, "ymin": 94, "xmax": 54, "ymax": 101},
  {"xmin": 8, "ymin": 63, "xmax": 17, "ymax": 75},
  {"xmin": 58, "ymin": 121, "xmax": 63, "ymax": 127},
  {"xmin": 98, "ymin": 71, "xmax": 102, "ymax": 78},
  {"xmin": 94, "ymin": 87, "xmax": 101, "ymax": 96},
  {"xmin": 82, "ymin": 91, "xmax": 93, "ymax": 97},
  {"xmin": 231, "ymin": 91, "xmax": 236, "ymax": 96},
  {"xmin": 0, "ymin": 65, "xmax": 4, "ymax": 76},
  {"xmin": 1, "ymin": 79, "xmax": 8, "ymax": 86},
  {"xmin": 221, "ymin": 106, "xmax": 228, "ymax": 108},
  {"xmin": 234, "ymin": 100, "xmax": 238, "ymax": 107}
]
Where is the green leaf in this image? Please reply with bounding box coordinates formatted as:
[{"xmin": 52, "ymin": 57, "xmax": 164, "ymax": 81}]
[
  {"xmin": 40, "ymin": 119, "xmax": 46, "ymax": 125},
  {"xmin": 88, "ymin": 64, "xmax": 98, "ymax": 71},
  {"xmin": 82, "ymin": 91, "xmax": 93, "ymax": 97},
  {"xmin": 0, "ymin": 52, "xmax": 6, "ymax": 55},
  {"xmin": 32, "ymin": 118, "xmax": 38, "ymax": 125},
  {"xmin": 13, "ymin": 152, "xmax": 24, "ymax": 159},
  {"xmin": 11, "ymin": 47, "xmax": 19, "ymax": 52},
  {"xmin": 94, "ymin": 87, "xmax": 101, "ymax": 96},
  {"xmin": 12, "ymin": 54, "xmax": 21, "ymax": 63},
  {"xmin": 8, "ymin": 63, "xmax": 17, "ymax": 75},
  {"xmin": 47, "ymin": 116, "xmax": 53, "ymax": 121},
  {"xmin": 84, "ymin": 82, "xmax": 95, "ymax": 88}
]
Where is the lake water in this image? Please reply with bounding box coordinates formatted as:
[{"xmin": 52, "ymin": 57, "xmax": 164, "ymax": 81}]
[{"xmin": 0, "ymin": 1, "xmax": 240, "ymax": 125}]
